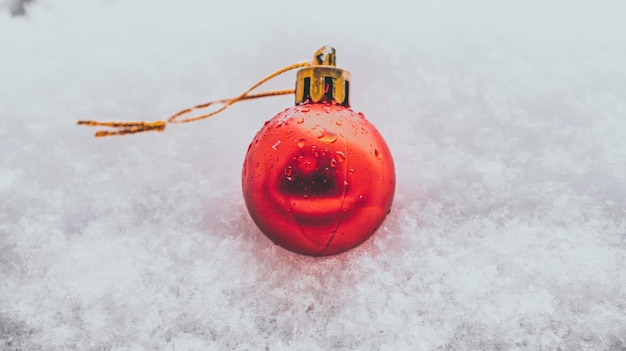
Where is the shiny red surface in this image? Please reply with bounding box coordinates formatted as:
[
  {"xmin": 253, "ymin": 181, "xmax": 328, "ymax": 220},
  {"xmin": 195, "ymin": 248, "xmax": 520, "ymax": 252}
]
[{"xmin": 242, "ymin": 103, "xmax": 395, "ymax": 256}]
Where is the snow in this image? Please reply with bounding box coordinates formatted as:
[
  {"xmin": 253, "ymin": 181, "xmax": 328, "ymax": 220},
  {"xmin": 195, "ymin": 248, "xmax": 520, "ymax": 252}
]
[{"xmin": 1, "ymin": 0, "xmax": 626, "ymax": 349}]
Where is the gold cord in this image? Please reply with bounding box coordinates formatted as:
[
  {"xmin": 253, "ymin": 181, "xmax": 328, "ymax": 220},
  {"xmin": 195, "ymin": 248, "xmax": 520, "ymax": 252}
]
[{"xmin": 77, "ymin": 62, "xmax": 311, "ymax": 137}]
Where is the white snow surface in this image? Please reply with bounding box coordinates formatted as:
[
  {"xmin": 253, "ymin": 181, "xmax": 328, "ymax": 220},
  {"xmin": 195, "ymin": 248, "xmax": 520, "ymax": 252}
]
[{"xmin": 1, "ymin": 0, "xmax": 626, "ymax": 350}]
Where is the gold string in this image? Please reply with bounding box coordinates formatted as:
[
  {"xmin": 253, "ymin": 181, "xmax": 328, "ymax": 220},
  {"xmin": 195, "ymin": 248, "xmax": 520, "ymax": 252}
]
[{"xmin": 77, "ymin": 62, "xmax": 311, "ymax": 137}]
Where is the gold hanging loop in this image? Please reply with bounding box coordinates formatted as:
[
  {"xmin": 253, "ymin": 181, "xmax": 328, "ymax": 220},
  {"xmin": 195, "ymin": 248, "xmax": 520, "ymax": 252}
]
[{"xmin": 77, "ymin": 61, "xmax": 311, "ymax": 137}]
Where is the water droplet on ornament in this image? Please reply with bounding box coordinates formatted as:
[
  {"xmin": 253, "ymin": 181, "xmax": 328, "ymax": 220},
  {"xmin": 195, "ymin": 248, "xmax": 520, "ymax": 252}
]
[
  {"xmin": 375, "ymin": 149, "xmax": 383, "ymax": 160},
  {"xmin": 318, "ymin": 129, "xmax": 338, "ymax": 144},
  {"xmin": 296, "ymin": 118, "xmax": 304, "ymax": 124},
  {"xmin": 304, "ymin": 194, "xmax": 309, "ymax": 198},
  {"xmin": 344, "ymin": 181, "xmax": 349, "ymax": 186},
  {"xmin": 359, "ymin": 194, "xmax": 363, "ymax": 199},
  {"xmin": 357, "ymin": 112, "xmax": 365, "ymax": 119},
  {"xmin": 301, "ymin": 107, "xmax": 310, "ymax": 112},
  {"xmin": 284, "ymin": 166, "xmax": 293, "ymax": 177},
  {"xmin": 264, "ymin": 120, "xmax": 270, "ymax": 126},
  {"xmin": 330, "ymin": 159, "xmax": 337, "ymax": 168},
  {"xmin": 335, "ymin": 120, "xmax": 343, "ymax": 126},
  {"xmin": 296, "ymin": 138, "xmax": 306, "ymax": 148},
  {"xmin": 272, "ymin": 140, "xmax": 281, "ymax": 150},
  {"xmin": 335, "ymin": 151, "xmax": 346, "ymax": 162},
  {"xmin": 349, "ymin": 168, "xmax": 355, "ymax": 174},
  {"xmin": 324, "ymin": 106, "xmax": 331, "ymax": 114}
]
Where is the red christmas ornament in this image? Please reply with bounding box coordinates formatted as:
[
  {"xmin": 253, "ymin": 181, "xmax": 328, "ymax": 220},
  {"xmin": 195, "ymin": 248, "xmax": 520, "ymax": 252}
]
[
  {"xmin": 77, "ymin": 46, "xmax": 395, "ymax": 256},
  {"xmin": 242, "ymin": 47, "xmax": 395, "ymax": 256}
]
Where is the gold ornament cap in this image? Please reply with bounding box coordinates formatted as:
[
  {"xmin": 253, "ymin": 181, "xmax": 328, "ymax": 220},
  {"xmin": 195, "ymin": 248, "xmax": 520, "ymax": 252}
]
[{"xmin": 295, "ymin": 46, "xmax": 351, "ymax": 107}]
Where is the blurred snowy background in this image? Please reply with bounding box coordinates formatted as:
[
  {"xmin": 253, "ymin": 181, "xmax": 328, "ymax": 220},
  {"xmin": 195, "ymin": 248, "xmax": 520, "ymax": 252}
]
[{"xmin": 1, "ymin": 0, "xmax": 625, "ymax": 350}]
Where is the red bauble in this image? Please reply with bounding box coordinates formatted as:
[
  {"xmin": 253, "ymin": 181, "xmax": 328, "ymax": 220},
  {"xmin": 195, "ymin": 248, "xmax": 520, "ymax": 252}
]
[
  {"xmin": 242, "ymin": 103, "xmax": 395, "ymax": 256},
  {"xmin": 76, "ymin": 46, "xmax": 394, "ymax": 256}
]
